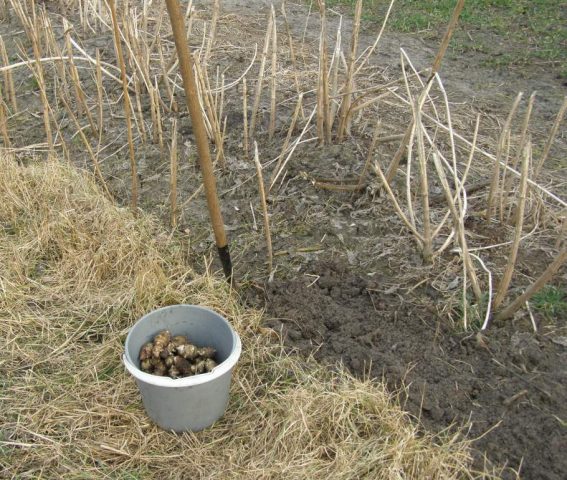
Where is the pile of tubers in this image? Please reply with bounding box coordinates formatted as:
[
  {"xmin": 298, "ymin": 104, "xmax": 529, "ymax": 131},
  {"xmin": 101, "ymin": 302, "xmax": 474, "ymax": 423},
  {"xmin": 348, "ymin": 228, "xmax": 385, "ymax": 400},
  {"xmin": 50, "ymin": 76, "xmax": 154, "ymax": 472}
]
[{"xmin": 139, "ymin": 330, "xmax": 218, "ymax": 379}]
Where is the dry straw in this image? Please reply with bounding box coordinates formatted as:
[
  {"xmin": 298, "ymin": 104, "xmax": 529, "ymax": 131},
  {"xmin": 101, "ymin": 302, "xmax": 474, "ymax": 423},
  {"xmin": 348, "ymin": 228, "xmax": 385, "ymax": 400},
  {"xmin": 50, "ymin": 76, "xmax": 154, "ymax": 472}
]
[{"xmin": 0, "ymin": 155, "xmax": 479, "ymax": 479}]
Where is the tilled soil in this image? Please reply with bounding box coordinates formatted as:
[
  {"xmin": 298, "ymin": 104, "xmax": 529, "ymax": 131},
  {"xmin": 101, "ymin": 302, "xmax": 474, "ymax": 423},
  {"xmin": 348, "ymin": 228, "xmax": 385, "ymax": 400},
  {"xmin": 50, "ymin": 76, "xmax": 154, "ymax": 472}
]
[{"xmin": 247, "ymin": 261, "xmax": 567, "ymax": 479}]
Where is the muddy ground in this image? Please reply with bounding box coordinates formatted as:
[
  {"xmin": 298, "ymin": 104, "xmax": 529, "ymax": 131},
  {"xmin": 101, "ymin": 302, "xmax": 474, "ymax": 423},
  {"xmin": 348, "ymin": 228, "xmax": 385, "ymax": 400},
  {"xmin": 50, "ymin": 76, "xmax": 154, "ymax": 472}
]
[{"xmin": 1, "ymin": 0, "xmax": 566, "ymax": 478}]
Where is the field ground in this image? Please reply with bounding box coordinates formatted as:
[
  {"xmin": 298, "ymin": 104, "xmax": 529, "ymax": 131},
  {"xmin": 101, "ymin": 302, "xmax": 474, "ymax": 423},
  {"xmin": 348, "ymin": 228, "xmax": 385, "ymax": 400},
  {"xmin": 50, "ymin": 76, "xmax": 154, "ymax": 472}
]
[
  {"xmin": 327, "ymin": 0, "xmax": 567, "ymax": 79},
  {"xmin": 1, "ymin": 0, "xmax": 566, "ymax": 478}
]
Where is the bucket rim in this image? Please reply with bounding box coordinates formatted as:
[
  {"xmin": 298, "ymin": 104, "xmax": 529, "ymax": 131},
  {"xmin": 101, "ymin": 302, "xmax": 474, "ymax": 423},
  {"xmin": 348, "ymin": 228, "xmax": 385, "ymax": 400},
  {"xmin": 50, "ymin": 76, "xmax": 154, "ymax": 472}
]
[{"xmin": 123, "ymin": 305, "xmax": 242, "ymax": 388}]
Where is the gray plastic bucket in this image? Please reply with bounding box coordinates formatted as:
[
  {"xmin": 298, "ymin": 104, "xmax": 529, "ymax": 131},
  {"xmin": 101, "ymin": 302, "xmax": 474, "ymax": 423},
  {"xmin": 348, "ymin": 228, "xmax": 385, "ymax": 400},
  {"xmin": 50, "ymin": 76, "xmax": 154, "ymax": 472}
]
[{"xmin": 123, "ymin": 305, "xmax": 242, "ymax": 432}]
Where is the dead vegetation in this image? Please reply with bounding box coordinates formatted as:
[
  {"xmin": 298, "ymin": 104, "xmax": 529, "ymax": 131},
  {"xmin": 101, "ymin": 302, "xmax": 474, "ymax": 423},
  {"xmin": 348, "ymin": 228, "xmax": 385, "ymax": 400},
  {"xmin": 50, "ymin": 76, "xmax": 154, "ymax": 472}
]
[
  {"xmin": 0, "ymin": 0, "xmax": 564, "ymax": 333},
  {"xmin": 0, "ymin": 0, "xmax": 564, "ymax": 476},
  {"xmin": 0, "ymin": 156, "xmax": 484, "ymax": 478}
]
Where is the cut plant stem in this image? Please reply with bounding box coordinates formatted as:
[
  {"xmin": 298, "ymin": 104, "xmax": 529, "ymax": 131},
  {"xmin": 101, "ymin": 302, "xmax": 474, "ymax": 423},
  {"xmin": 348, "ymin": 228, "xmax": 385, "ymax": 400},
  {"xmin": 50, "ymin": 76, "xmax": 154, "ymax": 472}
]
[
  {"xmin": 281, "ymin": 1, "xmax": 304, "ymax": 119},
  {"xmin": 249, "ymin": 13, "xmax": 273, "ymax": 140},
  {"xmin": 159, "ymin": 39, "xmax": 178, "ymax": 112},
  {"xmin": 495, "ymin": 248, "xmax": 567, "ymax": 322},
  {"xmin": 63, "ymin": 19, "xmax": 97, "ymax": 134},
  {"xmin": 205, "ymin": 0, "xmax": 220, "ymax": 62},
  {"xmin": 534, "ymin": 96, "xmax": 567, "ymax": 178},
  {"xmin": 242, "ymin": 77, "xmax": 249, "ymax": 159},
  {"xmin": 269, "ymin": 5, "xmax": 277, "ymax": 140},
  {"xmin": 60, "ymin": 93, "xmax": 110, "ymax": 197},
  {"xmin": 165, "ymin": 0, "xmax": 232, "ymax": 280},
  {"xmin": 432, "ymin": 153, "xmax": 482, "ymax": 301},
  {"xmin": 501, "ymin": 92, "xmax": 535, "ymax": 222},
  {"xmin": 493, "ymin": 141, "xmax": 531, "ymax": 309},
  {"xmin": 337, "ymin": 0, "xmax": 362, "ymax": 142},
  {"xmin": 428, "ymin": 0, "xmax": 465, "ymax": 82},
  {"xmin": 253, "ymin": 141, "xmax": 273, "ymax": 277},
  {"xmin": 170, "ymin": 118, "xmax": 178, "ymax": 228},
  {"xmin": 385, "ymin": 123, "xmax": 413, "ymax": 184},
  {"xmin": 486, "ymin": 92, "xmax": 523, "ymax": 220},
  {"xmin": 0, "ymin": 99, "xmax": 10, "ymax": 147},
  {"xmin": 316, "ymin": 0, "xmax": 331, "ymax": 144},
  {"xmin": 354, "ymin": 0, "xmax": 394, "ymax": 76},
  {"xmin": 356, "ymin": 120, "xmax": 380, "ymax": 191},
  {"xmin": 415, "ymin": 105, "xmax": 433, "ymax": 263},
  {"xmin": 95, "ymin": 49, "xmax": 104, "ymax": 155},
  {"xmin": 153, "ymin": 78, "xmax": 164, "ymax": 151},
  {"xmin": 106, "ymin": 0, "xmax": 138, "ymax": 212},
  {"xmin": 373, "ymin": 157, "xmax": 425, "ymax": 246},
  {"xmin": 269, "ymin": 92, "xmax": 303, "ymax": 190},
  {"xmin": 0, "ymin": 36, "xmax": 17, "ymax": 112},
  {"xmin": 328, "ymin": 19, "xmax": 342, "ymax": 131}
]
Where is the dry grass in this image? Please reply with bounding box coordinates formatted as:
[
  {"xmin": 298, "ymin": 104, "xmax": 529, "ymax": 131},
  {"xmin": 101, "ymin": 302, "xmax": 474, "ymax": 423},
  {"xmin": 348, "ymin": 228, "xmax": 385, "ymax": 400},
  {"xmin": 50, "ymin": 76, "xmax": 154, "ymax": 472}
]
[{"xmin": 0, "ymin": 155, "xmax": 482, "ymax": 479}]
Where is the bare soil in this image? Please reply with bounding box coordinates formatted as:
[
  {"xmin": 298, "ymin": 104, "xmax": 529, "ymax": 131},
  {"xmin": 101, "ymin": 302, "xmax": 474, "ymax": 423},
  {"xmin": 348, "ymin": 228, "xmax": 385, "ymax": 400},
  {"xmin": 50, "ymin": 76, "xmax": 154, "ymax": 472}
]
[{"xmin": 248, "ymin": 260, "xmax": 567, "ymax": 480}]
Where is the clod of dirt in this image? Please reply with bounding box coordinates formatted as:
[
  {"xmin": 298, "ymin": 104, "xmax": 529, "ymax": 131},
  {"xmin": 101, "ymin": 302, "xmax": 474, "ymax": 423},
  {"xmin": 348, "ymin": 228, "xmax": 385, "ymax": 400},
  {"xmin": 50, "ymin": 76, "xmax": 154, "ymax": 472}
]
[{"xmin": 139, "ymin": 330, "xmax": 217, "ymax": 378}]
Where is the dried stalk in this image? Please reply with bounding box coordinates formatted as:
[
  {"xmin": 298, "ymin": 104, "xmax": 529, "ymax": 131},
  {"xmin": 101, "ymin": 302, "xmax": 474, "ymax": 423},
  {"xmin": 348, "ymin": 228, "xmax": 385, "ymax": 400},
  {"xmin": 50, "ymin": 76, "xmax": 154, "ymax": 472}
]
[
  {"xmin": 432, "ymin": 153, "xmax": 482, "ymax": 301},
  {"xmin": 337, "ymin": 0, "xmax": 362, "ymax": 141},
  {"xmin": 300, "ymin": 0, "xmax": 313, "ymax": 65},
  {"xmin": 170, "ymin": 118, "xmax": 178, "ymax": 228},
  {"xmin": 270, "ymin": 106, "xmax": 317, "ymax": 190},
  {"xmin": 495, "ymin": 248, "xmax": 567, "ymax": 322},
  {"xmin": 269, "ymin": 5, "xmax": 277, "ymax": 140},
  {"xmin": 19, "ymin": 2, "xmax": 54, "ymax": 153},
  {"xmin": 328, "ymin": 18, "xmax": 342, "ymax": 131},
  {"xmin": 388, "ymin": 88, "xmax": 566, "ymax": 208},
  {"xmin": 254, "ymin": 141, "xmax": 273, "ymax": 277},
  {"xmin": 356, "ymin": 120, "xmax": 380, "ymax": 191},
  {"xmin": 415, "ymin": 104, "xmax": 432, "ymax": 263},
  {"xmin": 192, "ymin": 57, "xmax": 216, "ymax": 138},
  {"xmin": 64, "ymin": 22, "xmax": 97, "ymax": 135},
  {"xmin": 95, "ymin": 49, "xmax": 104, "ymax": 159},
  {"xmin": 60, "ymin": 93, "xmax": 109, "ymax": 196},
  {"xmin": 0, "ymin": 36, "xmax": 17, "ymax": 112},
  {"xmin": 249, "ymin": 13, "xmax": 273, "ymax": 140},
  {"xmin": 385, "ymin": 124, "xmax": 413, "ymax": 184},
  {"xmin": 316, "ymin": 0, "xmax": 331, "ymax": 144},
  {"xmin": 373, "ymin": 156, "xmax": 425, "ymax": 245},
  {"xmin": 158, "ymin": 39, "xmax": 178, "ymax": 112},
  {"xmin": 501, "ymin": 92, "xmax": 535, "ymax": 222},
  {"xmin": 205, "ymin": 0, "xmax": 220, "ymax": 62},
  {"xmin": 106, "ymin": 0, "xmax": 138, "ymax": 212},
  {"xmin": 132, "ymin": 68, "xmax": 147, "ymax": 143},
  {"xmin": 281, "ymin": 1, "xmax": 304, "ymax": 119},
  {"xmin": 153, "ymin": 78, "xmax": 164, "ymax": 150},
  {"xmin": 242, "ymin": 77, "xmax": 249, "ymax": 159},
  {"xmin": 486, "ymin": 92, "xmax": 523, "ymax": 220},
  {"xmin": 0, "ymin": 98, "xmax": 10, "ymax": 147},
  {"xmin": 534, "ymin": 96, "xmax": 567, "ymax": 178},
  {"xmin": 354, "ymin": 0, "xmax": 394, "ymax": 76},
  {"xmin": 218, "ymin": 74, "xmax": 225, "ymax": 138},
  {"xmin": 199, "ymin": 60, "xmax": 224, "ymax": 165},
  {"xmin": 493, "ymin": 141, "xmax": 531, "ymax": 309},
  {"xmin": 269, "ymin": 92, "xmax": 303, "ymax": 190},
  {"xmin": 428, "ymin": 0, "xmax": 465, "ymax": 81}
]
